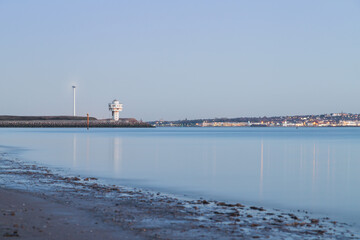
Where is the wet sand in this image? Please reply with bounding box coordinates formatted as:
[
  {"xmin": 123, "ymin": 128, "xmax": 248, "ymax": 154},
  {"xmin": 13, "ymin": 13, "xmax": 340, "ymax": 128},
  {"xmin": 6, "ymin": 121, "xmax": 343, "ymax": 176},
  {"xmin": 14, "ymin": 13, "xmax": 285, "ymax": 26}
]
[
  {"xmin": 0, "ymin": 153, "xmax": 358, "ymax": 239},
  {"xmin": 0, "ymin": 189, "xmax": 138, "ymax": 239}
]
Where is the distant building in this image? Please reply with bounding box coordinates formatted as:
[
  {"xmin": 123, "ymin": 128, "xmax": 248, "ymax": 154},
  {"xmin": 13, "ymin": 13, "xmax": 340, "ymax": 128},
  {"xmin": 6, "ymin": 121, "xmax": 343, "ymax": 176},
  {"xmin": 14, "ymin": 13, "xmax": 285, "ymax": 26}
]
[{"xmin": 108, "ymin": 100, "xmax": 123, "ymax": 121}]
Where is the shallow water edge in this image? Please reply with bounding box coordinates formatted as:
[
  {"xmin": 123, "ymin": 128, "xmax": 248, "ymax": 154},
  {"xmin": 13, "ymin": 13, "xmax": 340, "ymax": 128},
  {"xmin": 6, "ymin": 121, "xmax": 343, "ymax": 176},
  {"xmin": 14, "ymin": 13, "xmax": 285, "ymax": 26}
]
[{"xmin": 0, "ymin": 149, "xmax": 358, "ymax": 239}]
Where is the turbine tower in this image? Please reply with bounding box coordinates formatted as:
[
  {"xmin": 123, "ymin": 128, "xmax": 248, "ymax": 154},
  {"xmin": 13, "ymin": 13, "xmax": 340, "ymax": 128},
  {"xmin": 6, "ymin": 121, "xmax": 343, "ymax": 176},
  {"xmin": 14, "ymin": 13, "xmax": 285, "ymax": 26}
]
[{"xmin": 72, "ymin": 86, "xmax": 76, "ymax": 116}]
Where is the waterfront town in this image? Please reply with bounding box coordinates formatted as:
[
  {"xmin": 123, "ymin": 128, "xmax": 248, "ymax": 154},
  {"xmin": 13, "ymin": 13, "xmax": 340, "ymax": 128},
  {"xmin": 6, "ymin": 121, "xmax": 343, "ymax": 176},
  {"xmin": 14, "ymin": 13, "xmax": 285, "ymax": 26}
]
[{"xmin": 150, "ymin": 113, "xmax": 360, "ymax": 127}]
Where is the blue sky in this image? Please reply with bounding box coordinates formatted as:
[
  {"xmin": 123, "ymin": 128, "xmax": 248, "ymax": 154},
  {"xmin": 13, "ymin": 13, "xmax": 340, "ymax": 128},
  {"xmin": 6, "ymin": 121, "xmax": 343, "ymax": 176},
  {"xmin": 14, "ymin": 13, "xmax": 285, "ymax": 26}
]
[{"xmin": 0, "ymin": 0, "xmax": 359, "ymax": 121}]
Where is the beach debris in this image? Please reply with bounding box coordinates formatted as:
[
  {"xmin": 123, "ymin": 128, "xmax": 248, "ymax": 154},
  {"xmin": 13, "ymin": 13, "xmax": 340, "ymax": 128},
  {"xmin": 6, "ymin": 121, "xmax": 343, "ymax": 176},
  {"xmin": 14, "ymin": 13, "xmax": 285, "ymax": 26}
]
[
  {"xmin": 250, "ymin": 206, "xmax": 266, "ymax": 211},
  {"xmin": 310, "ymin": 219, "xmax": 319, "ymax": 224},
  {"xmin": 3, "ymin": 230, "xmax": 19, "ymax": 237},
  {"xmin": 201, "ymin": 200, "xmax": 210, "ymax": 205}
]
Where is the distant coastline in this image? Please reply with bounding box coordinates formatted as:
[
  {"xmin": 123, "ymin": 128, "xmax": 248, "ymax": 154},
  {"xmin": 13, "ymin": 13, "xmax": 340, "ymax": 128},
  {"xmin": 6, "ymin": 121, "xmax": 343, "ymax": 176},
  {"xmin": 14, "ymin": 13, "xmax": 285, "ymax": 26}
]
[
  {"xmin": 149, "ymin": 113, "xmax": 360, "ymax": 127},
  {"xmin": 0, "ymin": 116, "xmax": 153, "ymax": 128}
]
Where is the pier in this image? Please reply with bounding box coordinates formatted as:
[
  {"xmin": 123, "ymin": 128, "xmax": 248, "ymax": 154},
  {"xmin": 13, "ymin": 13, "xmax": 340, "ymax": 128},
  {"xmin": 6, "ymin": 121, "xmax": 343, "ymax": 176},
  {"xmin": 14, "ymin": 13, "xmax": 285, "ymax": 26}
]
[{"xmin": 0, "ymin": 116, "xmax": 153, "ymax": 128}]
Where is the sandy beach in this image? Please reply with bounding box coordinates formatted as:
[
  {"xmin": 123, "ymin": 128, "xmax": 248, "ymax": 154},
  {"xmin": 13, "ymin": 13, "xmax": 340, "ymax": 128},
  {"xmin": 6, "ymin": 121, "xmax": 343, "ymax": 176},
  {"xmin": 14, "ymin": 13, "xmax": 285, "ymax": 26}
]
[
  {"xmin": 0, "ymin": 188, "xmax": 138, "ymax": 240},
  {"xmin": 0, "ymin": 152, "xmax": 358, "ymax": 239}
]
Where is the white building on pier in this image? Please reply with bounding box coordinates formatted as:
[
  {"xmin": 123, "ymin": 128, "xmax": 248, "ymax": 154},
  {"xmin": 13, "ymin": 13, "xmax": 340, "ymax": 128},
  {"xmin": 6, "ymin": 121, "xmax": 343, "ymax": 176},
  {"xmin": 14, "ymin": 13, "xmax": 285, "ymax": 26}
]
[{"xmin": 108, "ymin": 100, "xmax": 123, "ymax": 121}]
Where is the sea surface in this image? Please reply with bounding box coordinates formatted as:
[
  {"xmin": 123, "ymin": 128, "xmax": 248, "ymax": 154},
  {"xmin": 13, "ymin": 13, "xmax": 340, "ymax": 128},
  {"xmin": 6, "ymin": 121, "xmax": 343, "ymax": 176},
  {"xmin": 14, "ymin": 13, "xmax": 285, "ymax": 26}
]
[{"xmin": 1, "ymin": 127, "xmax": 360, "ymax": 225}]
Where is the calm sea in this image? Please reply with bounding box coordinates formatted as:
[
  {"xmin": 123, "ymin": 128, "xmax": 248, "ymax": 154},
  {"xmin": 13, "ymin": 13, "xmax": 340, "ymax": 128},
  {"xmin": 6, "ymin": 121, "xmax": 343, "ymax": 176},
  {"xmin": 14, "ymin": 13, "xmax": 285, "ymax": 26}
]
[{"xmin": 1, "ymin": 127, "xmax": 360, "ymax": 224}]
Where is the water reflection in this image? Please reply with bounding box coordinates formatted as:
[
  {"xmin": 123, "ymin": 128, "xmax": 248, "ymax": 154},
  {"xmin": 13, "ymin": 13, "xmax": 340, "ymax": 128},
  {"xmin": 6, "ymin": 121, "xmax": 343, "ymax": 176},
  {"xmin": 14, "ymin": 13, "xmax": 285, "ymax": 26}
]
[
  {"xmin": 72, "ymin": 134, "xmax": 77, "ymax": 167},
  {"xmin": 327, "ymin": 146, "xmax": 330, "ymax": 181},
  {"xmin": 86, "ymin": 136, "xmax": 90, "ymax": 169},
  {"xmin": 112, "ymin": 137, "xmax": 123, "ymax": 175},
  {"xmin": 312, "ymin": 143, "xmax": 316, "ymax": 188},
  {"xmin": 211, "ymin": 144, "xmax": 217, "ymax": 176},
  {"xmin": 300, "ymin": 144, "xmax": 303, "ymax": 170},
  {"xmin": 260, "ymin": 140, "xmax": 264, "ymax": 199}
]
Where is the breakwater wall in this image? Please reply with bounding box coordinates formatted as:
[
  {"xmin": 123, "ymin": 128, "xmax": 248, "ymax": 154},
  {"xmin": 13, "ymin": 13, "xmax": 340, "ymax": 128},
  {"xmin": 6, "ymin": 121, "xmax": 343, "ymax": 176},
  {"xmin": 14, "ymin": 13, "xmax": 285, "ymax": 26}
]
[{"xmin": 0, "ymin": 120, "xmax": 153, "ymax": 128}]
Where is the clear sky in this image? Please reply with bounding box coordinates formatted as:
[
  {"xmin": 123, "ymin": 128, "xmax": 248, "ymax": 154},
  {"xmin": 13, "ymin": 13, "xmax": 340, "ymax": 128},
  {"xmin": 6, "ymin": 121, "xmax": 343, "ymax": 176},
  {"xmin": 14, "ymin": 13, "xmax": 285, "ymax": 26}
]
[{"xmin": 0, "ymin": 0, "xmax": 359, "ymax": 121}]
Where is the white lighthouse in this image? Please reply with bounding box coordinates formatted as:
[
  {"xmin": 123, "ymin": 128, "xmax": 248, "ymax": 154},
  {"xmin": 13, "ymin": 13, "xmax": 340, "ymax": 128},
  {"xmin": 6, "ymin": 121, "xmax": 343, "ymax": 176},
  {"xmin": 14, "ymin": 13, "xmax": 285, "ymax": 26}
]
[{"xmin": 108, "ymin": 100, "xmax": 123, "ymax": 121}]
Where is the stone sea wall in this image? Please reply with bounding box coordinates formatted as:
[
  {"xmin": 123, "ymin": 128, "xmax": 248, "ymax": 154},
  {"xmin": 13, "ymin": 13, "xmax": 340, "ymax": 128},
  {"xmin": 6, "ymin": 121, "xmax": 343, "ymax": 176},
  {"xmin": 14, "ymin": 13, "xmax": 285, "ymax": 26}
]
[{"xmin": 0, "ymin": 120, "xmax": 153, "ymax": 128}]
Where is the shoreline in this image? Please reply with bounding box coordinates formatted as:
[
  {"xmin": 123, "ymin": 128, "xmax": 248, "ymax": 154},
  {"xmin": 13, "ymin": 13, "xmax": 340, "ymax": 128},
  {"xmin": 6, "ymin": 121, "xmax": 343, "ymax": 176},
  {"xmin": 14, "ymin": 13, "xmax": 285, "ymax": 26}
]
[{"xmin": 0, "ymin": 151, "xmax": 358, "ymax": 239}]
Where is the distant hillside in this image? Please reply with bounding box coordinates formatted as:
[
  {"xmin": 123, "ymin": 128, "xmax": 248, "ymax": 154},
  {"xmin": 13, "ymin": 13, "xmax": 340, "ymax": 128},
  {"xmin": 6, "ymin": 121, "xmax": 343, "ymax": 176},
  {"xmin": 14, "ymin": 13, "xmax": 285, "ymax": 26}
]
[{"xmin": 0, "ymin": 115, "xmax": 97, "ymax": 121}]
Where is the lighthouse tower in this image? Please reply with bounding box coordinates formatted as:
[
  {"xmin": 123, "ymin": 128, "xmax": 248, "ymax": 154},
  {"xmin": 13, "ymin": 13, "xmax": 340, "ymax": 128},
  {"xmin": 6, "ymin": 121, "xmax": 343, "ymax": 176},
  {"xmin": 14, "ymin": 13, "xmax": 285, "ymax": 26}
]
[{"xmin": 108, "ymin": 100, "xmax": 123, "ymax": 121}]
